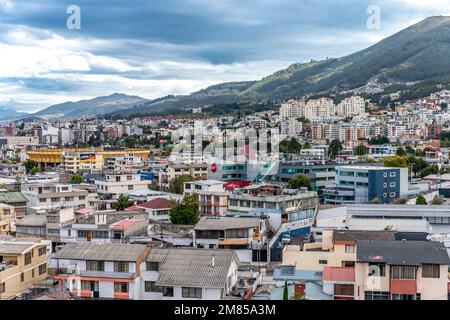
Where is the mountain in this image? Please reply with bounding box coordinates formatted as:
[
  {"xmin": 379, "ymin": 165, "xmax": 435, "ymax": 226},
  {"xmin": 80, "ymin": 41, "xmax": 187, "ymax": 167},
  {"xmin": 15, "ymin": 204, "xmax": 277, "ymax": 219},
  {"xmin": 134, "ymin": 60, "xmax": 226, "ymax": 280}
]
[
  {"xmin": 110, "ymin": 16, "xmax": 450, "ymax": 117},
  {"xmin": 0, "ymin": 107, "xmax": 29, "ymax": 122},
  {"xmin": 33, "ymin": 93, "xmax": 148, "ymax": 119}
]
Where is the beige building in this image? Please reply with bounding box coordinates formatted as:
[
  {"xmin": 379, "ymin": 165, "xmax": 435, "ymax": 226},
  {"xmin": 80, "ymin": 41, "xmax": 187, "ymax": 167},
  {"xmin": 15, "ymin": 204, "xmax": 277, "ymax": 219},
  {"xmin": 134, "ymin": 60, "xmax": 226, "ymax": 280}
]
[
  {"xmin": 0, "ymin": 204, "xmax": 15, "ymax": 235},
  {"xmin": 159, "ymin": 164, "xmax": 207, "ymax": 190},
  {"xmin": 0, "ymin": 238, "xmax": 50, "ymax": 300},
  {"xmin": 184, "ymin": 180, "xmax": 228, "ymax": 216}
]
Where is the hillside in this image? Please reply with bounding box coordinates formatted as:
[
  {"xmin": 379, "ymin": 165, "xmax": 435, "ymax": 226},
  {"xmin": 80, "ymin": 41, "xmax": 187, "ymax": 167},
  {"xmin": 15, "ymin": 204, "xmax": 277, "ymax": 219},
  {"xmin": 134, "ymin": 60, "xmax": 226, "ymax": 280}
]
[{"xmin": 110, "ymin": 16, "xmax": 450, "ymax": 117}]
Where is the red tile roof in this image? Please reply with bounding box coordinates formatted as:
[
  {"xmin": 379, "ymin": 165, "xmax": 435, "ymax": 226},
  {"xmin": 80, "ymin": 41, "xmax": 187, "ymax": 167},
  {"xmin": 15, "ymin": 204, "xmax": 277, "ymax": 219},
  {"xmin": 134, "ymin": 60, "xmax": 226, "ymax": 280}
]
[
  {"xmin": 137, "ymin": 197, "xmax": 172, "ymax": 210},
  {"xmin": 322, "ymin": 267, "xmax": 355, "ymax": 282}
]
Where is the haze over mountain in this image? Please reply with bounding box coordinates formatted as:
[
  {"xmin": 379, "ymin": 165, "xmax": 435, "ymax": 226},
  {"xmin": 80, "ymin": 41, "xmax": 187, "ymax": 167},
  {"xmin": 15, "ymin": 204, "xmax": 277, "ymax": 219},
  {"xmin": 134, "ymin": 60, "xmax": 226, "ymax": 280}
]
[
  {"xmin": 106, "ymin": 16, "xmax": 450, "ymax": 116},
  {"xmin": 32, "ymin": 93, "xmax": 148, "ymax": 119},
  {"xmin": 0, "ymin": 107, "xmax": 29, "ymax": 122}
]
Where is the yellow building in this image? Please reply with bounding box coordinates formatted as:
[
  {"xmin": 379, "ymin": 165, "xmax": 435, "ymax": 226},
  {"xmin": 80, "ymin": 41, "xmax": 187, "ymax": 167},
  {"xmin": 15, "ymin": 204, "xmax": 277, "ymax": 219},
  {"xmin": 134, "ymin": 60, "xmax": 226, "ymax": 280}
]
[
  {"xmin": 27, "ymin": 148, "xmax": 150, "ymax": 171},
  {"xmin": 0, "ymin": 238, "xmax": 49, "ymax": 300},
  {"xmin": 0, "ymin": 204, "xmax": 15, "ymax": 235}
]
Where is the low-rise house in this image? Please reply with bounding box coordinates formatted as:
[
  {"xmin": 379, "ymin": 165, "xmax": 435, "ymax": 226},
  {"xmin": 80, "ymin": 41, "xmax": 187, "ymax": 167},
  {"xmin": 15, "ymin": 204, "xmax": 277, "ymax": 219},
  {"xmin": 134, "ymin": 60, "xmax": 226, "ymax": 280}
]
[
  {"xmin": 0, "ymin": 191, "xmax": 28, "ymax": 217},
  {"xmin": 193, "ymin": 216, "xmax": 267, "ymax": 250},
  {"xmin": 355, "ymin": 240, "xmax": 450, "ymax": 300},
  {"xmin": 53, "ymin": 243, "xmax": 149, "ymax": 299},
  {"xmin": 0, "ymin": 238, "xmax": 49, "ymax": 300},
  {"xmin": 136, "ymin": 198, "xmax": 172, "ymax": 221},
  {"xmin": 140, "ymin": 248, "xmax": 239, "ymax": 300},
  {"xmin": 15, "ymin": 214, "xmax": 47, "ymax": 238},
  {"xmin": 95, "ymin": 172, "xmax": 149, "ymax": 198},
  {"xmin": 21, "ymin": 183, "xmax": 88, "ymax": 210}
]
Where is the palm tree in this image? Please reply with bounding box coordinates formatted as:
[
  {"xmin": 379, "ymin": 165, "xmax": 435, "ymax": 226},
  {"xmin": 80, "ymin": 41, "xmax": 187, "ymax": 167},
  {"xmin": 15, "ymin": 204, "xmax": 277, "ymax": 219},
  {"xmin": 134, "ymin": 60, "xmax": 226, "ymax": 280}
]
[{"xmin": 113, "ymin": 194, "xmax": 133, "ymax": 211}]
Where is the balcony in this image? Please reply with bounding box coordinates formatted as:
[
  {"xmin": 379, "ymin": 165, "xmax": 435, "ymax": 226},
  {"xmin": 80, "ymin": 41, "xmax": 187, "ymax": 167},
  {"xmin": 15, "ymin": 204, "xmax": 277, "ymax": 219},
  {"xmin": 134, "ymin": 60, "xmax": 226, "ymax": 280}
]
[
  {"xmin": 390, "ymin": 279, "xmax": 417, "ymax": 294},
  {"xmin": 218, "ymin": 238, "xmax": 250, "ymax": 246}
]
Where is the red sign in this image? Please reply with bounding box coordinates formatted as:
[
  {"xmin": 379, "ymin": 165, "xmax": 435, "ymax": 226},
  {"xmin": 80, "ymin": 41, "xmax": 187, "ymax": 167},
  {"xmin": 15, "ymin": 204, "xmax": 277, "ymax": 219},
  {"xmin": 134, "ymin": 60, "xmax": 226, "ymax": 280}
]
[{"xmin": 211, "ymin": 163, "xmax": 217, "ymax": 173}]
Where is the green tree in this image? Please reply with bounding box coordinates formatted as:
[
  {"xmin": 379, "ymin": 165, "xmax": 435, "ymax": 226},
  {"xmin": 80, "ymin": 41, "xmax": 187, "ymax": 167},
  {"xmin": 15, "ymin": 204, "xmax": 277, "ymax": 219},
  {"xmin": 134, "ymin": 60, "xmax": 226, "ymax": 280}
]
[
  {"xmin": 168, "ymin": 175, "xmax": 195, "ymax": 195},
  {"xmin": 170, "ymin": 195, "xmax": 199, "ymax": 225},
  {"xmin": 396, "ymin": 146, "xmax": 406, "ymax": 157},
  {"xmin": 68, "ymin": 174, "xmax": 83, "ymax": 184},
  {"xmin": 283, "ymin": 280, "xmax": 289, "ymax": 300},
  {"xmin": 287, "ymin": 175, "xmax": 312, "ymax": 191},
  {"xmin": 112, "ymin": 194, "xmax": 133, "ymax": 211},
  {"xmin": 328, "ymin": 139, "xmax": 343, "ymax": 159},
  {"xmin": 405, "ymin": 146, "xmax": 415, "ymax": 155},
  {"xmin": 303, "ymin": 141, "xmax": 311, "ymax": 149},
  {"xmin": 279, "ymin": 138, "xmax": 302, "ymax": 154},
  {"xmin": 24, "ymin": 159, "xmax": 36, "ymax": 173},
  {"xmin": 415, "ymin": 195, "xmax": 427, "ymax": 205},
  {"xmin": 383, "ymin": 156, "xmax": 408, "ymax": 168},
  {"xmin": 355, "ymin": 144, "xmax": 368, "ymax": 156}
]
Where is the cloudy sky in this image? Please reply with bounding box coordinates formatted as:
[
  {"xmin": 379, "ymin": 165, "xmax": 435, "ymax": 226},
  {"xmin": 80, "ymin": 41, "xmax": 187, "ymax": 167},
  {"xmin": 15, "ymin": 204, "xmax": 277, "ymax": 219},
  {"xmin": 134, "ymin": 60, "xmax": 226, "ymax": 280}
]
[{"xmin": 0, "ymin": 0, "xmax": 449, "ymax": 113}]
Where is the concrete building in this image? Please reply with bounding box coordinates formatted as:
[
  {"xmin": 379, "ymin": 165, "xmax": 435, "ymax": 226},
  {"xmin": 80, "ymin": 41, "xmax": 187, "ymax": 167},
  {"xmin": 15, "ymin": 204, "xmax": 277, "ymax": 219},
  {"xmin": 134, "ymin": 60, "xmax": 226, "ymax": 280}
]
[
  {"xmin": 0, "ymin": 204, "xmax": 15, "ymax": 235},
  {"xmin": 95, "ymin": 172, "xmax": 149, "ymax": 198},
  {"xmin": 21, "ymin": 183, "xmax": 89, "ymax": 210},
  {"xmin": 0, "ymin": 238, "xmax": 50, "ymax": 300},
  {"xmin": 323, "ymin": 166, "xmax": 408, "ymax": 204},
  {"xmin": 184, "ymin": 180, "xmax": 228, "ymax": 216},
  {"xmin": 136, "ymin": 198, "xmax": 172, "ymax": 222},
  {"xmin": 53, "ymin": 243, "xmax": 149, "ymax": 299}
]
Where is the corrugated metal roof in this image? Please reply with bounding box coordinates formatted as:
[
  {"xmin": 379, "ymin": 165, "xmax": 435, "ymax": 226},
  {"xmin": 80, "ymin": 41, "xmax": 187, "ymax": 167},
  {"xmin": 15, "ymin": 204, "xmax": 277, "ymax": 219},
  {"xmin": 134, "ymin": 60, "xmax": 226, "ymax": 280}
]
[
  {"xmin": 15, "ymin": 214, "xmax": 47, "ymax": 227},
  {"xmin": 333, "ymin": 230, "xmax": 395, "ymax": 242},
  {"xmin": 148, "ymin": 248, "xmax": 238, "ymax": 288},
  {"xmin": 0, "ymin": 191, "xmax": 28, "ymax": 203},
  {"xmin": 53, "ymin": 243, "xmax": 147, "ymax": 262},
  {"xmin": 194, "ymin": 217, "xmax": 260, "ymax": 231},
  {"xmin": 0, "ymin": 242, "xmax": 34, "ymax": 254}
]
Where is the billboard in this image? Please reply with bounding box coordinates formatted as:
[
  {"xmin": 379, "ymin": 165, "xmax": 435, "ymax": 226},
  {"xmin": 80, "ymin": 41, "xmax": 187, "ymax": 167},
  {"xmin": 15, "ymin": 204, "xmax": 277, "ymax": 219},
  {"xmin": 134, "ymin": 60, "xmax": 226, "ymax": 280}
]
[{"xmin": 79, "ymin": 153, "xmax": 96, "ymax": 163}]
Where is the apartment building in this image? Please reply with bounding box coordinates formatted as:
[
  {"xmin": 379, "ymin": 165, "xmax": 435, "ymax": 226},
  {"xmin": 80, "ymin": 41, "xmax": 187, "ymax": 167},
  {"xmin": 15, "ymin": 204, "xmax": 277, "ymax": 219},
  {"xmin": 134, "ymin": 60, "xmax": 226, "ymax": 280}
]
[
  {"xmin": 323, "ymin": 166, "xmax": 408, "ymax": 204},
  {"xmin": 282, "ymin": 230, "xmax": 395, "ymax": 272},
  {"xmin": 193, "ymin": 216, "xmax": 267, "ymax": 250},
  {"xmin": 0, "ymin": 238, "xmax": 49, "ymax": 300},
  {"xmin": 21, "ymin": 183, "xmax": 89, "ymax": 209},
  {"xmin": 356, "ymin": 240, "xmax": 450, "ymax": 300},
  {"xmin": 184, "ymin": 180, "xmax": 228, "ymax": 216},
  {"xmin": 95, "ymin": 172, "xmax": 149, "ymax": 197},
  {"xmin": 140, "ymin": 248, "xmax": 239, "ymax": 300},
  {"xmin": 53, "ymin": 243, "xmax": 149, "ymax": 299},
  {"xmin": 158, "ymin": 164, "xmax": 207, "ymax": 190},
  {"xmin": 0, "ymin": 204, "xmax": 15, "ymax": 235}
]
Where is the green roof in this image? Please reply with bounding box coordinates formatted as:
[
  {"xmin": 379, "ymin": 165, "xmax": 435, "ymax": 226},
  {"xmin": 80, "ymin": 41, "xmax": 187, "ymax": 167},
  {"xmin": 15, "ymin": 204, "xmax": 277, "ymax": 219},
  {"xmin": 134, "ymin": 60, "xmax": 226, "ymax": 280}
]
[{"xmin": 0, "ymin": 192, "xmax": 28, "ymax": 204}]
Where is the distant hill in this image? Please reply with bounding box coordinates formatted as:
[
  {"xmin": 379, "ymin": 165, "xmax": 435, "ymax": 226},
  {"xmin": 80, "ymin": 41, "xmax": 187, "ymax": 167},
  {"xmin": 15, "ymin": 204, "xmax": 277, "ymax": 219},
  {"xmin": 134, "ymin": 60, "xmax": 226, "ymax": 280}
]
[
  {"xmin": 32, "ymin": 93, "xmax": 148, "ymax": 119},
  {"xmin": 109, "ymin": 16, "xmax": 450, "ymax": 117},
  {"xmin": 0, "ymin": 107, "xmax": 29, "ymax": 121}
]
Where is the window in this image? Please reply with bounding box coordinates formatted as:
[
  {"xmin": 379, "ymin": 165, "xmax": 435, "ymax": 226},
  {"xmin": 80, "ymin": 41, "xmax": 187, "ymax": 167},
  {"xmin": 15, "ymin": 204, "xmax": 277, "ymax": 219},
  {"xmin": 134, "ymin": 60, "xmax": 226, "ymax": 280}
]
[
  {"xmin": 342, "ymin": 261, "xmax": 355, "ymax": 267},
  {"xmin": 163, "ymin": 287, "xmax": 174, "ymax": 297},
  {"xmin": 86, "ymin": 260, "xmax": 104, "ymax": 272},
  {"xmin": 390, "ymin": 172, "xmax": 396, "ymax": 177},
  {"xmin": 334, "ymin": 284, "xmax": 354, "ymax": 296},
  {"xmin": 319, "ymin": 260, "xmax": 328, "ymax": 265},
  {"xmin": 390, "ymin": 266, "xmax": 416, "ymax": 279},
  {"xmin": 368, "ymin": 263, "xmax": 386, "ymax": 277},
  {"xmin": 345, "ymin": 245, "xmax": 355, "ymax": 253},
  {"xmin": 128, "ymin": 185, "xmax": 133, "ymax": 190},
  {"xmin": 78, "ymin": 230, "xmax": 87, "ymax": 238},
  {"xmin": 38, "ymin": 263, "xmax": 46, "ymax": 275},
  {"xmin": 390, "ymin": 182, "xmax": 396, "ymax": 187},
  {"xmin": 114, "ymin": 282, "xmax": 128, "ymax": 293},
  {"xmin": 182, "ymin": 287, "xmax": 202, "ymax": 298},
  {"xmin": 226, "ymin": 228, "xmax": 248, "ymax": 238},
  {"xmin": 93, "ymin": 231, "xmax": 109, "ymax": 239},
  {"xmin": 383, "ymin": 183, "xmax": 387, "ymax": 188},
  {"xmin": 422, "ymin": 264, "xmax": 440, "ymax": 278},
  {"xmin": 24, "ymin": 252, "xmax": 32, "ymax": 265},
  {"xmin": 146, "ymin": 262, "xmax": 159, "ymax": 271},
  {"xmin": 0, "ymin": 283, "xmax": 4, "ymax": 294},
  {"xmin": 145, "ymin": 281, "xmax": 162, "ymax": 292},
  {"xmin": 114, "ymin": 261, "xmax": 129, "ymax": 273},
  {"xmin": 364, "ymin": 291, "xmax": 389, "ymax": 300},
  {"xmin": 390, "ymin": 192, "xmax": 396, "ymax": 198},
  {"xmin": 383, "ymin": 173, "xmax": 387, "ymax": 178},
  {"xmin": 21, "ymin": 272, "xmax": 24, "ymax": 282},
  {"xmin": 79, "ymin": 196, "xmax": 86, "ymax": 200}
]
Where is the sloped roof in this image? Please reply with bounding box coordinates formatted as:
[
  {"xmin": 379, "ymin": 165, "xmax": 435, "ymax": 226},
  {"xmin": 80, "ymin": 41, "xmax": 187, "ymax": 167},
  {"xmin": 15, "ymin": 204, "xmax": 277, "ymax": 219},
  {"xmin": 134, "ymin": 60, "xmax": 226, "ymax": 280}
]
[
  {"xmin": 357, "ymin": 240, "xmax": 450, "ymax": 266},
  {"xmin": 15, "ymin": 214, "xmax": 47, "ymax": 227},
  {"xmin": 53, "ymin": 243, "xmax": 147, "ymax": 262},
  {"xmin": 0, "ymin": 191, "xmax": 28, "ymax": 203},
  {"xmin": 147, "ymin": 248, "xmax": 238, "ymax": 288},
  {"xmin": 137, "ymin": 197, "xmax": 172, "ymax": 210}
]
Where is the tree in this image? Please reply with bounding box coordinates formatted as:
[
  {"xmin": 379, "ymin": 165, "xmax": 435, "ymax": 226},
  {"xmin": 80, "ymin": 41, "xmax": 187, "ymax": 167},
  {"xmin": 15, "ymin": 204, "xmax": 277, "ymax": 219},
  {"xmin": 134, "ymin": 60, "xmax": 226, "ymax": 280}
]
[
  {"xmin": 405, "ymin": 146, "xmax": 415, "ymax": 155},
  {"xmin": 396, "ymin": 146, "xmax": 406, "ymax": 157},
  {"xmin": 287, "ymin": 175, "xmax": 312, "ymax": 191},
  {"xmin": 170, "ymin": 195, "xmax": 199, "ymax": 225},
  {"xmin": 383, "ymin": 156, "xmax": 408, "ymax": 168},
  {"xmin": 24, "ymin": 159, "xmax": 36, "ymax": 173},
  {"xmin": 328, "ymin": 139, "xmax": 343, "ymax": 159},
  {"xmin": 369, "ymin": 135, "xmax": 390, "ymax": 145},
  {"xmin": 112, "ymin": 194, "xmax": 133, "ymax": 211},
  {"xmin": 431, "ymin": 195, "xmax": 444, "ymax": 205},
  {"xmin": 415, "ymin": 195, "xmax": 427, "ymax": 205},
  {"xmin": 355, "ymin": 144, "xmax": 368, "ymax": 156},
  {"xmin": 369, "ymin": 197, "xmax": 381, "ymax": 204},
  {"xmin": 68, "ymin": 174, "xmax": 83, "ymax": 184},
  {"xmin": 279, "ymin": 138, "xmax": 302, "ymax": 154},
  {"xmin": 283, "ymin": 280, "xmax": 289, "ymax": 301},
  {"xmin": 303, "ymin": 142, "xmax": 311, "ymax": 149},
  {"xmin": 168, "ymin": 175, "xmax": 195, "ymax": 195}
]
